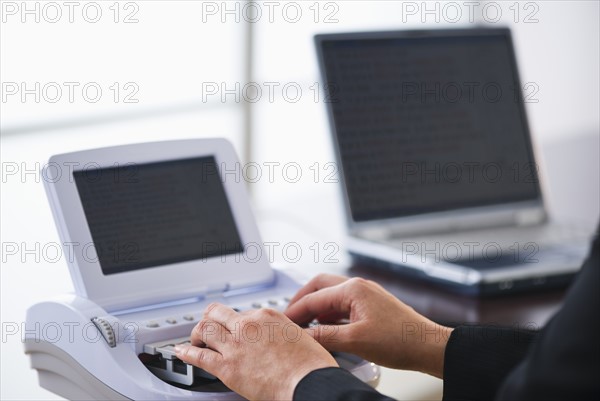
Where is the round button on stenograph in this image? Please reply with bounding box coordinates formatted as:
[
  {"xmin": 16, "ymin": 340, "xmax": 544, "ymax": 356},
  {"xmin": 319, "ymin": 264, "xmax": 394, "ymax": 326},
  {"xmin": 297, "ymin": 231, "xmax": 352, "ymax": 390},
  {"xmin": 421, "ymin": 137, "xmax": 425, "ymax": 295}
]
[
  {"xmin": 183, "ymin": 315, "xmax": 194, "ymax": 321},
  {"xmin": 165, "ymin": 318, "xmax": 177, "ymax": 324},
  {"xmin": 146, "ymin": 321, "xmax": 160, "ymax": 328}
]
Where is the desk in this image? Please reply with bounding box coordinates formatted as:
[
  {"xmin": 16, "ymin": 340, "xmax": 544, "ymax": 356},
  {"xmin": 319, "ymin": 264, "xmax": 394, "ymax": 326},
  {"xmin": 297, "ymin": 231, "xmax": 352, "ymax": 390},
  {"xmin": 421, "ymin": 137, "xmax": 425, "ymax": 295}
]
[{"xmin": 349, "ymin": 264, "xmax": 565, "ymax": 328}]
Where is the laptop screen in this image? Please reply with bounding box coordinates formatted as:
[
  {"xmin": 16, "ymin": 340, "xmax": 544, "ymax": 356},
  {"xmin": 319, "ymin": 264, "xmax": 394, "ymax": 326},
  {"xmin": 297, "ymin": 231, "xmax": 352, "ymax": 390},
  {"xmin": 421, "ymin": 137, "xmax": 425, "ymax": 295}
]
[
  {"xmin": 73, "ymin": 156, "xmax": 244, "ymax": 275},
  {"xmin": 318, "ymin": 29, "xmax": 541, "ymax": 222}
]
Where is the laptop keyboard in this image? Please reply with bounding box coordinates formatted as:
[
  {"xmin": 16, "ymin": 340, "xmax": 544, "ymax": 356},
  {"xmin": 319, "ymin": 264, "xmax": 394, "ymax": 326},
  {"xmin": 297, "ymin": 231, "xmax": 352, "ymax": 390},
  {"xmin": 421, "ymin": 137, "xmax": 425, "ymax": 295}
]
[
  {"xmin": 140, "ymin": 295, "xmax": 292, "ymax": 386},
  {"xmin": 447, "ymin": 245, "xmax": 585, "ymax": 270},
  {"xmin": 386, "ymin": 223, "xmax": 591, "ymax": 253}
]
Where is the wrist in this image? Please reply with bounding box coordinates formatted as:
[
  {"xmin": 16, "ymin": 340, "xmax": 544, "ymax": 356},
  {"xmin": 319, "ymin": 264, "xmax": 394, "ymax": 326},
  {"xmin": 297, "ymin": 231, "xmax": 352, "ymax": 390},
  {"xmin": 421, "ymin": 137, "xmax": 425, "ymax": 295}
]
[
  {"xmin": 420, "ymin": 324, "xmax": 453, "ymax": 379},
  {"xmin": 285, "ymin": 359, "xmax": 339, "ymax": 400}
]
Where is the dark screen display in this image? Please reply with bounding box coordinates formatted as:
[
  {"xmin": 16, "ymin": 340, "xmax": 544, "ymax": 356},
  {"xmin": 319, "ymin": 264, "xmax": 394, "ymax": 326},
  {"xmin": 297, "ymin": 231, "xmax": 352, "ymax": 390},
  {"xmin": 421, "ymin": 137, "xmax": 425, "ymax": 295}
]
[
  {"xmin": 73, "ymin": 156, "xmax": 244, "ymax": 275},
  {"xmin": 319, "ymin": 31, "xmax": 541, "ymax": 222}
]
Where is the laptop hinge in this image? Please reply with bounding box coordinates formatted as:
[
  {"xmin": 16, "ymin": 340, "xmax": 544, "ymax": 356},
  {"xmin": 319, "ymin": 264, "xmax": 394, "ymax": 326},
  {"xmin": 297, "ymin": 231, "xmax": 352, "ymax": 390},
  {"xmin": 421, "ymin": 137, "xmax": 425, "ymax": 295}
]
[
  {"xmin": 203, "ymin": 283, "xmax": 231, "ymax": 300},
  {"xmin": 515, "ymin": 208, "xmax": 546, "ymax": 226},
  {"xmin": 110, "ymin": 283, "xmax": 231, "ymax": 316},
  {"xmin": 111, "ymin": 275, "xmax": 278, "ymax": 316},
  {"xmin": 203, "ymin": 278, "xmax": 276, "ymax": 299}
]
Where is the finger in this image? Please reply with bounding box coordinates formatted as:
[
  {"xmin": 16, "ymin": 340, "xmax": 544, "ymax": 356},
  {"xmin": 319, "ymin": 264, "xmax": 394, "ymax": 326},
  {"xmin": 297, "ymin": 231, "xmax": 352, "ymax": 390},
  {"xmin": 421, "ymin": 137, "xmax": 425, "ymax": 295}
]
[
  {"xmin": 287, "ymin": 274, "xmax": 348, "ymax": 308},
  {"xmin": 175, "ymin": 344, "xmax": 223, "ymax": 375},
  {"xmin": 190, "ymin": 319, "xmax": 230, "ymax": 350},
  {"xmin": 203, "ymin": 303, "xmax": 239, "ymax": 331},
  {"xmin": 315, "ymin": 311, "xmax": 348, "ymax": 324},
  {"xmin": 285, "ymin": 284, "xmax": 351, "ymax": 326}
]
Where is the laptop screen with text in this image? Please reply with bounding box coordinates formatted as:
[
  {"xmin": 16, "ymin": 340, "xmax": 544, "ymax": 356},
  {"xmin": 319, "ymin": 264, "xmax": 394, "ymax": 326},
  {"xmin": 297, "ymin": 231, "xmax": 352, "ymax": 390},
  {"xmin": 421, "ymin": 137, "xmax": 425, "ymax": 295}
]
[
  {"xmin": 73, "ymin": 156, "xmax": 244, "ymax": 275},
  {"xmin": 318, "ymin": 29, "xmax": 541, "ymax": 222}
]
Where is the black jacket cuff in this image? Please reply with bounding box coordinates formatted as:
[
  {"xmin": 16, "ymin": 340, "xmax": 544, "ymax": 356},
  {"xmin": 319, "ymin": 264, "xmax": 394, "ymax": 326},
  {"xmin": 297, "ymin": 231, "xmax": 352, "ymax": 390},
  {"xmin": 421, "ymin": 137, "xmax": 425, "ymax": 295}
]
[
  {"xmin": 294, "ymin": 367, "xmax": 394, "ymax": 401},
  {"xmin": 443, "ymin": 325, "xmax": 536, "ymax": 400}
]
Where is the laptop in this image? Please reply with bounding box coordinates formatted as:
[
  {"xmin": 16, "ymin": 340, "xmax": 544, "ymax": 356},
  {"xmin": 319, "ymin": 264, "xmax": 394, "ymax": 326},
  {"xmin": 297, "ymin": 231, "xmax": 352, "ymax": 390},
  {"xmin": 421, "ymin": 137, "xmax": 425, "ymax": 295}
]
[
  {"xmin": 31, "ymin": 139, "xmax": 378, "ymax": 398},
  {"xmin": 315, "ymin": 28, "xmax": 591, "ymax": 295}
]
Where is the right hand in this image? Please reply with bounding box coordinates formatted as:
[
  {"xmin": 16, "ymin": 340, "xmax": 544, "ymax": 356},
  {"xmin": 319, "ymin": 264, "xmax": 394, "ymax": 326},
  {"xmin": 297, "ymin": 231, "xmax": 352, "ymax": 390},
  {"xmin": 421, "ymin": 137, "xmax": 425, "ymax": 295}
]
[{"xmin": 284, "ymin": 274, "xmax": 453, "ymax": 378}]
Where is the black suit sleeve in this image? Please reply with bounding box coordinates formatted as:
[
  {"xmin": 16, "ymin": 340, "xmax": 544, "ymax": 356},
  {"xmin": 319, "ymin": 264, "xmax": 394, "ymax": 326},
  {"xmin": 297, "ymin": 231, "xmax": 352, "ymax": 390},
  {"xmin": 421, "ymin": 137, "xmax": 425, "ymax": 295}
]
[
  {"xmin": 442, "ymin": 326, "xmax": 537, "ymax": 399},
  {"xmin": 294, "ymin": 367, "xmax": 395, "ymax": 401},
  {"xmin": 443, "ymin": 228, "xmax": 600, "ymax": 400}
]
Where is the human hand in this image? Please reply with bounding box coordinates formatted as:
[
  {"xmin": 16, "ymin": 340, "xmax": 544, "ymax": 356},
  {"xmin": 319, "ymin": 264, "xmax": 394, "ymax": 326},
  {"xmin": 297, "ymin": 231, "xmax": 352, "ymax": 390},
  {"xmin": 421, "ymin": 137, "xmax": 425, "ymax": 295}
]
[
  {"xmin": 175, "ymin": 303, "xmax": 338, "ymax": 401},
  {"xmin": 285, "ymin": 274, "xmax": 453, "ymax": 378}
]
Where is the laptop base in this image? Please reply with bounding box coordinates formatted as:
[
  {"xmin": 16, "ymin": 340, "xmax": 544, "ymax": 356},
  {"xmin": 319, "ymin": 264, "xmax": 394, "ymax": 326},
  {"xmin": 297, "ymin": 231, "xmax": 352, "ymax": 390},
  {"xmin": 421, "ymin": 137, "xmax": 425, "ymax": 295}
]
[{"xmin": 351, "ymin": 253, "xmax": 576, "ymax": 297}]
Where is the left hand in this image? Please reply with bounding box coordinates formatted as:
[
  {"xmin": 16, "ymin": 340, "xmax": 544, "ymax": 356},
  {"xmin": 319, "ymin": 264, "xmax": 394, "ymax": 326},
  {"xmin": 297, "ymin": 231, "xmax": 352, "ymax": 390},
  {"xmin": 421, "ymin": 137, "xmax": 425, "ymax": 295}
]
[{"xmin": 175, "ymin": 302, "xmax": 338, "ymax": 401}]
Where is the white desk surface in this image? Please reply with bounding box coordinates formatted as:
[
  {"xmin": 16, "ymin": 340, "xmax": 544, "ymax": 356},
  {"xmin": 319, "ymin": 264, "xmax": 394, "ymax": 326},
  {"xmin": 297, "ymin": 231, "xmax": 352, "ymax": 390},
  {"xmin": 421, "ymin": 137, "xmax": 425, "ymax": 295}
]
[{"xmin": 1, "ymin": 130, "xmax": 597, "ymax": 401}]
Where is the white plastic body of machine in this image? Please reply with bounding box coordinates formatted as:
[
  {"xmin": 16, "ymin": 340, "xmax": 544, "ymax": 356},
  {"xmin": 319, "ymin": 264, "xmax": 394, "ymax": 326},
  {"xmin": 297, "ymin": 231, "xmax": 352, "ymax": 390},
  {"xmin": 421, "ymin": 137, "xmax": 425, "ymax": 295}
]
[{"xmin": 24, "ymin": 139, "xmax": 380, "ymax": 400}]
